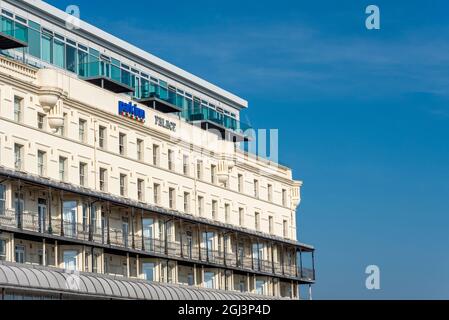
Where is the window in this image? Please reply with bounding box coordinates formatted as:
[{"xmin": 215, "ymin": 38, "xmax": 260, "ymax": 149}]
[
  {"xmin": 256, "ymin": 280, "xmax": 265, "ymax": 295},
  {"xmin": 212, "ymin": 200, "xmax": 218, "ymax": 220},
  {"xmin": 283, "ymin": 220, "xmax": 288, "ymax": 238},
  {"xmin": 59, "ymin": 157, "xmax": 67, "ymax": 181},
  {"xmin": 14, "ymin": 144, "xmax": 23, "ymax": 171},
  {"xmin": 66, "ymin": 43, "xmax": 77, "ymax": 73},
  {"xmin": 0, "ymin": 185, "xmax": 5, "ymax": 216},
  {"xmin": 137, "ymin": 179, "xmax": 145, "ymax": 201},
  {"xmin": 63, "ymin": 250, "xmax": 78, "ymax": 271},
  {"xmin": 152, "ymin": 144, "xmax": 159, "ymax": 166},
  {"xmin": 142, "ymin": 262, "xmax": 155, "ymax": 281},
  {"xmin": 153, "ymin": 183, "xmax": 160, "ymax": 205},
  {"xmin": 255, "ymin": 212, "xmax": 260, "ymax": 231},
  {"xmin": 183, "ymin": 155, "xmax": 189, "ymax": 175},
  {"xmin": 168, "ymin": 187, "xmax": 175, "ymax": 209},
  {"xmin": 122, "ymin": 217, "xmax": 129, "ymax": 247},
  {"xmin": 168, "ymin": 149, "xmax": 174, "ymax": 171},
  {"xmin": 79, "ymin": 119, "xmax": 86, "ymax": 142},
  {"xmin": 196, "ymin": 160, "xmax": 203, "ymax": 180},
  {"xmin": 119, "ymin": 133, "xmax": 126, "ymax": 155},
  {"xmin": 239, "ymin": 280, "xmax": 245, "ymax": 293},
  {"xmin": 119, "ymin": 174, "xmax": 127, "ymax": 196},
  {"xmin": 37, "ymin": 150, "xmax": 46, "ymax": 176},
  {"xmin": 15, "ymin": 245, "xmax": 25, "ymax": 263},
  {"xmin": 82, "ymin": 203, "xmax": 88, "ymax": 232},
  {"xmin": 282, "ymin": 189, "xmax": 287, "ymax": 206},
  {"xmin": 268, "ymin": 184, "xmax": 273, "ymax": 202},
  {"xmin": 14, "ymin": 192, "xmax": 24, "ymax": 217},
  {"xmin": 239, "ymin": 208, "xmax": 244, "ymax": 226},
  {"xmin": 14, "ymin": 96, "xmax": 22, "ymax": 122},
  {"xmin": 225, "ymin": 203, "xmax": 230, "ymax": 223},
  {"xmin": 198, "ymin": 196, "xmax": 204, "ymax": 216},
  {"xmin": 98, "ymin": 126, "xmax": 106, "ymax": 149},
  {"xmin": 238, "ymin": 174, "xmax": 243, "ymax": 193},
  {"xmin": 99, "ymin": 168, "xmax": 107, "ymax": 191},
  {"xmin": 0, "ymin": 239, "xmax": 5, "ymax": 261},
  {"xmin": 204, "ymin": 272, "xmax": 214, "ymax": 289},
  {"xmin": 79, "ymin": 162, "xmax": 87, "ymax": 186},
  {"xmin": 37, "ymin": 113, "xmax": 45, "ymax": 129},
  {"xmin": 137, "ymin": 139, "xmax": 144, "ymax": 161},
  {"xmin": 211, "ymin": 165, "xmax": 217, "ymax": 184},
  {"xmin": 269, "ymin": 216, "xmax": 274, "ymax": 234},
  {"xmin": 183, "ymin": 192, "xmax": 190, "ymax": 213},
  {"xmin": 63, "ymin": 201, "xmax": 77, "ymax": 237},
  {"xmin": 254, "ymin": 179, "xmax": 259, "ymax": 198}
]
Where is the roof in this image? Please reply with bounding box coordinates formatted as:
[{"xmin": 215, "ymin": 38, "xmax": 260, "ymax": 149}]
[
  {"xmin": 0, "ymin": 262, "xmax": 285, "ymax": 300},
  {"xmin": 18, "ymin": 0, "xmax": 248, "ymax": 109}
]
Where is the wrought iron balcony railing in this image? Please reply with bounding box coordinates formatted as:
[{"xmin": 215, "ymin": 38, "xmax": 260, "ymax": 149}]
[{"xmin": 0, "ymin": 209, "xmax": 315, "ymax": 282}]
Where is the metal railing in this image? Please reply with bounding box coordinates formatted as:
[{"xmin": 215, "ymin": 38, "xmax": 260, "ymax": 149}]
[{"xmin": 0, "ymin": 209, "xmax": 315, "ymax": 281}]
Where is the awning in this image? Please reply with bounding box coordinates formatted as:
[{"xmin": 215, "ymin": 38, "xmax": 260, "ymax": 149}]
[{"xmin": 0, "ymin": 261, "xmax": 285, "ymax": 300}]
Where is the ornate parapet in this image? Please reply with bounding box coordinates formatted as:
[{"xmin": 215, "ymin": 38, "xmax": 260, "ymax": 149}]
[{"xmin": 0, "ymin": 56, "xmax": 37, "ymax": 84}]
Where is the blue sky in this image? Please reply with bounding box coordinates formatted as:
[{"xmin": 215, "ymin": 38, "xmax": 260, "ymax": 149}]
[{"xmin": 47, "ymin": 0, "xmax": 449, "ymax": 299}]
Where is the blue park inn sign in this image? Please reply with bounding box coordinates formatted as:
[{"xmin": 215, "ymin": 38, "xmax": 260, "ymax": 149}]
[{"xmin": 118, "ymin": 101, "xmax": 146, "ymax": 123}]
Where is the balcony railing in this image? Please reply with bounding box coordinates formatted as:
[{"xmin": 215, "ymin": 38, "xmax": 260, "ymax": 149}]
[{"xmin": 0, "ymin": 209, "xmax": 315, "ymax": 282}]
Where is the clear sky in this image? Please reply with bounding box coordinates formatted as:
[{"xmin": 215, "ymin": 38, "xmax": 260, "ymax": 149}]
[{"xmin": 46, "ymin": 0, "xmax": 449, "ymax": 299}]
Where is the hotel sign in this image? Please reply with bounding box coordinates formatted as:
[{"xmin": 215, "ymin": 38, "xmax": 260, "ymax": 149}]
[
  {"xmin": 155, "ymin": 115, "xmax": 176, "ymax": 132},
  {"xmin": 118, "ymin": 101, "xmax": 146, "ymax": 123}
]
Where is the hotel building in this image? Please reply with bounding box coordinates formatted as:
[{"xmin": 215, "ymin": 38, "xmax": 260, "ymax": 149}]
[{"xmin": 0, "ymin": 0, "xmax": 315, "ymax": 300}]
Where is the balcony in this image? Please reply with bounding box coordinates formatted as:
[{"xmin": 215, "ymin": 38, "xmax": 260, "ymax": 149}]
[
  {"xmin": 0, "ymin": 208, "xmax": 315, "ymax": 282},
  {"xmin": 137, "ymin": 92, "xmax": 182, "ymax": 114},
  {"xmin": 187, "ymin": 105, "xmax": 252, "ymax": 142},
  {"xmin": 0, "ymin": 21, "xmax": 28, "ymax": 50},
  {"xmin": 78, "ymin": 62, "xmax": 135, "ymax": 94}
]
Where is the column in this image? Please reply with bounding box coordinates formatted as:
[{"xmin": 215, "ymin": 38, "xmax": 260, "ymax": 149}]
[
  {"xmin": 201, "ymin": 265, "xmax": 205, "ymax": 287},
  {"xmin": 205, "ymin": 226, "xmax": 209, "ymax": 262},
  {"xmin": 59, "ymin": 191, "xmax": 64, "ymax": 237},
  {"xmin": 10, "ymin": 233, "xmax": 15, "ymax": 262},
  {"xmin": 164, "ymin": 219, "xmax": 169, "ymax": 255},
  {"xmin": 193, "ymin": 264, "xmax": 197, "ymax": 286},
  {"xmin": 136, "ymin": 254, "xmax": 140, "ymax": 278},
  {"xmin": 47, "ymin": 187, "xmax": 53, "ymax": 234},
  {"xmin": 179, "ymin": 219, "xmax": 184, "ymax": 258},
  {"xmin": 271, "ymin": 243, "xmax": 275, "ymax": 274},
  {"xmin": 246, "ymin": 273, "xmax": 250, "ymax": 293},
  {"xmin": 126, "ymin": 253, "xmax": 130, "ymax": 278},
  {"xmin": 223, "ymin": 233, "xmax": 227, "ymax": 267},
  {"xmin": 250, "ymin": 238, "xmax": 254, "ymax": 270},
  {"xmin": 91, "ymin": 247, "xmax": 94, "ymax": 273},
  {"xmin": 54, "ymin": 240, "xmax": 59, "ymax": 268},
  {"xmin": 299, "ymin": 247, "xmax": 303, "ymax": 278},
  {"xmin": 197, "ymin": 224, "xmax": 202, "ymax": 261},
  {"xmin": 140, "ymin": 209, "xmax": 145, "ymax": 251},
  {"xmin": 131, "ymin": 208, "xmax": 135, "ymax": 249},
  {"xmin": 88, "ymin": 198, "xmax": 93, "ymax": 242},
  {"xmin": 82, "ymin": 246, "xmax": 86, "ymax": 272},
  {"xmin": 295, "ymin": 249, "xmax": 299, "ymax": 278},
  {"xmin": 106, "ymin": 202, "xmax": 111, "ymax": 245},
  {"xmin": 281, "ymin": 244, "xmax": 285, "ymax": 275},
  {"xmin": 235, "ymin": 233, "xmax": 239, "ymax": 267},
  {"xmin": 42, "ymin": 239, "xmax": 46, "ymax": 266},
  {"xmin": 308, "ymin": 284, "xmax": 313, "ymax": 300},
  {"xmin": 17, "ymin": 179, "xmax": 22, "ymax": 229}
]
